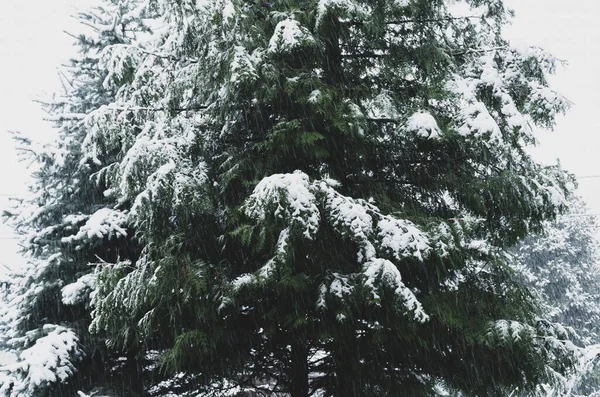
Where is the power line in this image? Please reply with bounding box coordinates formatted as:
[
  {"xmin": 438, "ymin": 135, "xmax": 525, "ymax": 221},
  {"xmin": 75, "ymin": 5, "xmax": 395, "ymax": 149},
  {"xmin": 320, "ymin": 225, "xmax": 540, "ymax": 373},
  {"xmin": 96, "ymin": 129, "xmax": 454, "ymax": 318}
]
[{"xmin": 0, "ymin": 194, "xmax": 30, "ymax": 198}]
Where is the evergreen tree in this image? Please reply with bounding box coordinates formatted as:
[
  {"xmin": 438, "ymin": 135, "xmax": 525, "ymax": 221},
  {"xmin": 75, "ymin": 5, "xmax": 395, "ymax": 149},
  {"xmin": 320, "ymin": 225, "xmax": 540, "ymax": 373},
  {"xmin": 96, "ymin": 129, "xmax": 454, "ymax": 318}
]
[
  {"xmin": 513, "ymin": 197, "xmax": 600, "ymax": 396},
  {"xmin": 0, "ymin": 1, "xmax": 152, "ymax": 395},
  {"xmin": 82, "ymin": 0, "xmax": 576, "ymax": 396},
  {"xmin": 2, "ymin": 0, "xmax": 583, "ymax": 396}
]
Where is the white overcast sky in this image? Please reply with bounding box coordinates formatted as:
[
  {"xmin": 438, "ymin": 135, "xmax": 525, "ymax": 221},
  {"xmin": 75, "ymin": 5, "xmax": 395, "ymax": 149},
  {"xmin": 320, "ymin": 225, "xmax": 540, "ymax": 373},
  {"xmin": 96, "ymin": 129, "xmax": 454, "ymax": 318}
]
[
  {"xmin": 0, "ymin": 0, "xmax": 599, "ymax": 270},
  {"xmin": 0, "ymin": 0, "xmax": 95, "ymax": 269}
]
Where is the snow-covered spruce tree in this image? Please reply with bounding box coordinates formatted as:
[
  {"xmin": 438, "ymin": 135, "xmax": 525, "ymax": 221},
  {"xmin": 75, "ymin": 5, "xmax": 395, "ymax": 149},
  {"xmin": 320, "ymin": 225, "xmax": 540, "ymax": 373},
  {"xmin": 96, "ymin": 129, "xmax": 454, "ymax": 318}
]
[
  {"xmin": 77, "ymin": 0, "xmax": 575, "ymax": 395},
  {"xmin": 0, "ymin": 2, "xmax": 152, "ymax": 396},
  {"xmin": 513, "ymin": 197, "xmax": 600, "ymax": 396}
]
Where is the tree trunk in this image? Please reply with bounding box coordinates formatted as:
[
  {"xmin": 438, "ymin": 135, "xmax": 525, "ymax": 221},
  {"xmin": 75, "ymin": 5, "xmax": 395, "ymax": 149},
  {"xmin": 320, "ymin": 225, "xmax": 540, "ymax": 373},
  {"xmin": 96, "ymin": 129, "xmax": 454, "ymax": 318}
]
[
  {"xmin": 290, "ymin": 338, "xmax": 309, "ymax": 397},
  {"xmin": 323, "ymin": 14, "xmax": 343, "ymax": 89},
  {"xmin": 332, "ymin": 328, "xmax": 361, "ymax": 397},
  {"xmin": 125, "ymin": 352, "xmax": 144, "ymax": 395}
]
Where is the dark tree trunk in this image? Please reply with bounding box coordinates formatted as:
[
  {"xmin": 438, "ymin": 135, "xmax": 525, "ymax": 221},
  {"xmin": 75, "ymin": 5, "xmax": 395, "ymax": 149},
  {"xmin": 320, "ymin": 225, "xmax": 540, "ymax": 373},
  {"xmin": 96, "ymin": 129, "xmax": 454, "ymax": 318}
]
[
  {"xmin": 323, "ymin": 14, "xmax": 343, "ymax": 89},
  {"xmin": 125, "ymin": 352, "xmax": 144, "ymax": 395},
  {"xmin": 290, "ymin": 339, "xmax": 309, "ymax": 397},
  {"xmin": 331, "ymin": 328, "xmax": 361, "ymax": 397}
]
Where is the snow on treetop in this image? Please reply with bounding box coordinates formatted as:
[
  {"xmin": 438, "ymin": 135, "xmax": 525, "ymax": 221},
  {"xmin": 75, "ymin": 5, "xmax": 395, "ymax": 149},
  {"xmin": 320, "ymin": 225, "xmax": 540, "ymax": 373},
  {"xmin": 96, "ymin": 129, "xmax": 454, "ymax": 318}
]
[
  {"xmin": 405, "ymin": 112, "xmax": 442, "ymax": 140},
  {"xmin": 268, "ymin": 19, "xmax": 315, "ymax": 54}
]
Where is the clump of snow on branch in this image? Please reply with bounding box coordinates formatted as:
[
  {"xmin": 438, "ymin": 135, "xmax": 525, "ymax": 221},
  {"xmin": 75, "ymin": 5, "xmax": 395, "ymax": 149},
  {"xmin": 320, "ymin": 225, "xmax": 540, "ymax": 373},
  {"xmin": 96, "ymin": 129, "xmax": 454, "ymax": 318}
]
[
  {"xmin": 363, "ymin": 91, "xmax": 399, "ymax": 120},
  {"xmin": 405, "ymin": 112, "xmax": 442, "ymax": 140},
  {"xmin": 129, "ymin": 157, "xmax": 207, "ymax": 223},
  {"xmin": 450, "ymin": 78, "xmax": 502, "ymax": 142},
  {"xmin": 231, "ymin": 228, "xmax": 294, "ymax": 293},
  {"xmin": 268, "ymin": 19, "xmax": 315, "ymax": 54},
  {"xmin": 118, "ymin": 125, "xmax": 180, "ymax": 196},
  {"xmin": 487, "ymin": 320, "xmax": 534, "ymax": 343},
  {"xmin": 363, "ymin": 258, "xmax": 429, "ymax": 322},
  {"xmin": 100, "ymin": 44, "xmax": 140, "ymax": 89},
  {"xmin": 244, "ymin": 172, "xmax": 321, "ymax": 240},
  {"xmin": 329, "ymin": 273, "xmax": 354, "ymax": 299},
  {"xmin": 61, "ymin": 208, "xmax": 127, "ymax": 244},
  {"xmin": 320, "ymin": 182, "xmax": 375, "ymax": 262},
  {"xmin": 230, "ymin": 46, "xmax": 263, "ymax": 85},
  {"xmin": 316, "ymin": 0, "xmax": 369, "ymax": 28},
  {"xmin": 317, "ymin": 273, "xmax": 356, "ymax": 310},
  {"xmin": 61, "ymin": 274, "xmax": 97, "ymax": 306},
  {"xmin": 394, "ymin": 0, "xmax": 410, "ymax": 7},
  {"xmin": 308, "ymin": 89, "xmax": 322, "ymax": 104},
  {"xmin": 0, "ymin": 325, "xmax": 81, "ymax": 396},
  {"xmin": 221, "ymin": 0, "xmax": 236, "ymax": 21},
  {"xmin": 377, "ymin": 218, "xmax": 431, "ymax": 261}
]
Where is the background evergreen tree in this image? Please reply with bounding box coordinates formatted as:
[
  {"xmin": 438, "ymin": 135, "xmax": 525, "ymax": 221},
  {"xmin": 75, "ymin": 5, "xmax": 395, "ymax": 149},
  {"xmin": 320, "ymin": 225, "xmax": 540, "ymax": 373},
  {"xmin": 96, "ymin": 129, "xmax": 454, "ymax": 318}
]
[
  {"xmin": 513, "ymin": 197, "xmax": 600, "ymax": 396},
  {"xmin": 0, "ymin": 1, "xmax": 152, "ymax": 395},
  {"xmin": 82, "ymin": 0, "xmax": 578, "ymax": 396}
]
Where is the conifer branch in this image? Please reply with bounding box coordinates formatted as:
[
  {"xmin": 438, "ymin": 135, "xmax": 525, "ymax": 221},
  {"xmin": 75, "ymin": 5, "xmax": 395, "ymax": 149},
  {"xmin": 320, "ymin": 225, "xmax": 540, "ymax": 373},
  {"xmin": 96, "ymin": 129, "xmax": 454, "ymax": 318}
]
[
  {"xmin": 342, "ymin": 45, "xmax": 508, "ymax": 59},
  {"xmin": 62, "ymin": 30, "xmax": 80, "ymax": 41},
  {"xmin": 139, "ymin": 49, "xmax": 199, "ymax": 64},
  {"xmin": 341, "ymin": 52, "xmax": 388, "ymax": 59},
  {"xmin": 386, "ymin": 15, "xmax": 483, "ymax": 25},
  {"xmin": 366, "ymin": 117, "xmax": 398, "ymax": 123},
  {"xmin": 450, "ymin": 46, "xmax": 507, "ymax": 55},
  {"xmin": 44, "ymin": 113, "xmax": 87, "ymax": 122},
  {"xmin": 345, "ymin": 15, "xmax": 483, "ymax": 27},
  {"xmin": 103, "ymin": 105, "xmax": 209, "ymax": 112}
]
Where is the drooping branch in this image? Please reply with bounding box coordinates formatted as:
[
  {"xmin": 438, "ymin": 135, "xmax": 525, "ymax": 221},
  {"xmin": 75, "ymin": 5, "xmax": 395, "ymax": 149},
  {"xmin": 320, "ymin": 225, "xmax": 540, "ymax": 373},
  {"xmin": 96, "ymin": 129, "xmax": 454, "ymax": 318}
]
[
  {"xmin": 341, "ymin": 52, "xmax": 388, "ymax": 59},
  {"xmin": 102, "ymin": 104, "xmax": 209, "ymax": 112},
  {"xmin": 341, "ymin": 46, "xmax": 508, "ymax": 59},
  {"xmin": 344, "ymin": 15, "xmax": 483, "ymax": 27},
  {"xmin": 139, "ymin": 48, "xmax": 199, "ymax": 64}
]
